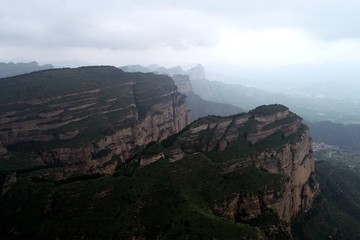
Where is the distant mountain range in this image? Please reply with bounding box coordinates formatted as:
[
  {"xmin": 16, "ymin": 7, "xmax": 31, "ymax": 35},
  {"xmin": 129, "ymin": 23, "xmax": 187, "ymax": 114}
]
[
  {"xmin": 185, "ymin": 92, "xmax": 243, "ymax": 120},
  {"xmin": 0, "ymin": 61, "xmax": 53, "ymax": 78},
  {"xmin": 308, "ymin": 121, "xmax": 360, "ymax": 150},
  {"xmin": 120, "ymin": 64, "xmax": 244, "ymax": 121},
  {"xmin": 119, "ymin": 64, "xmax": 360, "ymax": 124}
]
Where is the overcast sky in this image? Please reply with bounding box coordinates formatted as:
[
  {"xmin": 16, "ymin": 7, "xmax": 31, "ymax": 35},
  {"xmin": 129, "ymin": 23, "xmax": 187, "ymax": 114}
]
[{"xmin": 1, "ymin": 0, "xmax": 360, "ymax": 72}]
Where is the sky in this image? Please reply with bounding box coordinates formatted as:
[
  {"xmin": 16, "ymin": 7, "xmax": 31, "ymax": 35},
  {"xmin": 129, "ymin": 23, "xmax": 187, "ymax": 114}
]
[{"xmin": 2, "ymin": 0, "xmax": 360, "ymax": 78}]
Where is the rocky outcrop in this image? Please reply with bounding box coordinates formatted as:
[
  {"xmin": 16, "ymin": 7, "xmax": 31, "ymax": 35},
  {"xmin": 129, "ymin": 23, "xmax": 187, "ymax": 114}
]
[
  {"xmin": 0, "ymin": 66, "xmax": 190, "ymax": 176},
  {"xmin": 155, "ymin": 104, "xmax": 319, "ymax": 236},
  {"xmin": 172, "ymin": 74, "xmax": 192, "ymax": 94},
  {"xmin": 248, "ymin": 130, "xmax": 319, "ymax": 220},
  {"xmin": 246, "ymin": 109, "xmax": 302, "ymax": 144}
]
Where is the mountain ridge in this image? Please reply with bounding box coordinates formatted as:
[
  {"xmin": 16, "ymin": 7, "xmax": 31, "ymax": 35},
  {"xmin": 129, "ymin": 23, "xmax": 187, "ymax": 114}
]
[
  {"xmin": 0, "ymin": 66, "xmax": 190, "ymax": 179},
  {"xmin": 0, "ymin": 104, "xmax": 318, "ymax": 239},
  {"xmin": 0, "ymin": 61, "xmax": 54, "ymax": 79}
]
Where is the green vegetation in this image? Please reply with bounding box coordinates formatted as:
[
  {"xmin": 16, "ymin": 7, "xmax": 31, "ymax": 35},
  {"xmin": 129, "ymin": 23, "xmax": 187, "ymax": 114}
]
[
  {"xmin": 179, "ymin": 112, "xmax": 306, "ymax": 164},
  {"xmin": 1, "ymin": 66, "xmax": 182, "ymax": 150},
  {"xmin": 254, "ymin": 124, "xmax": 308, "ymax": 151},
  {"xmin": 0, "ymin": 77, "xmax": 305, "ymax": 240},
  {"xmin": 250, "ymin": 104, "xmax": 289, "ymax": 116},
  {"xmin": 0, "ymin": 152, "xmax": 43, "ymax": 173},
  {"xmin": 261, "ymin": 113, "xmax": 298, "ymax": 131},
  {"xmin": 9, "ymin": 114, "xmax": 109, "ymax": 151},
  {"xmin": 0, "ymin": 152, "xmax": 285, "ymax": 239},
  {"xmin": 1, "ymin": 104, "xmax": 297, "ymax": 239},
  {"xmin": 0, "ymin": 66, "xmax": 124, "ymax": 104},
  {"xmin": 221, "ymin": 166, "xmax": 288, "ymax": 194},
  {"xmin": 292, "ymin": 149, "xmax": 360, "ymax": 239}
]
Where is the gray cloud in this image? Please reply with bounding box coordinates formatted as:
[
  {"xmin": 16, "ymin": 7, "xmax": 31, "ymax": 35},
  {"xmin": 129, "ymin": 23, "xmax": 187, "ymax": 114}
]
[
  {"xmin": 135, "ymin": 0, "xmax": 360, "ymax": 41},
  {"xmin": 0, "ymin": 0, "xmax": 220, "ymax": 50},
  {"xmin": 1, "ymin": 0, "xmax": 360, "ymax": 66},
  {"xmin": 2, "ymin": 0, "xmax": 360, "ymax": 49}
]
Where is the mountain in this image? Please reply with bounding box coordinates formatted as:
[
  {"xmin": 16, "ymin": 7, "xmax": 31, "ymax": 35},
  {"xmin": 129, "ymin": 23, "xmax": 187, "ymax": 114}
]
[
  {"xmin": 119, "ymin": 64, "xmax": 360, "ymax": 124},
  {"xmin": 0, "ymin": 61, "xmax": 53, "ymax": 78},
  {"xmin": 0, "ymin": 104, "xmax": 318, "ymax": 239},
  {"xmin": 187, "ymin": 64, "xmax": 206, "ymax": 80},
  {"xmin": 308, "ymin": 121, "xmax": 360, "ymax": 150},
  {"xmin": 119, "ymin": 66, "xmax": 245, "ymax": 121},
  {"xmin": 0, "ymin": 66, "xmax": 190, "ymax": 179},
  {"xmin": 119, "ymin": 64, "xmax": 187, "ymax": 76},
  {"xmin": 158, "ymin": 66, "xmax": 187, "ymax": 76},
  {"xmin": 171, "ymin": 74, "xmax": 244, "ymax": 120},
  {"xmin": 186, "ymin": 92, "xmax": 243, "ymax": 120},
  {"xmin": 191, "ymin": 77, "xmax": 360, "ymax": 124},
  {"xmin": 190, "ymin": 78, "xmax": 276, "ymax": 110},
  {"xmin": 118, "ymin": 64, "xmax": 151, "ymax": 73}
]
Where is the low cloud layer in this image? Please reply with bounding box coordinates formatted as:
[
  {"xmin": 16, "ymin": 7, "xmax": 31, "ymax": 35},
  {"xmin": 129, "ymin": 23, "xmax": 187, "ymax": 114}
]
[{"xmin": 1, "ymin": 0, "xmax": 360, "ymax": 67}]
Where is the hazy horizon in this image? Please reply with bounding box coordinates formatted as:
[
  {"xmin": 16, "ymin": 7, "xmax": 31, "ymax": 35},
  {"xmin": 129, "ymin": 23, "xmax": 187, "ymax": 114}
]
[{"xmin": 2, "ymin": 0, "xmax": 360, "ymax": 87}]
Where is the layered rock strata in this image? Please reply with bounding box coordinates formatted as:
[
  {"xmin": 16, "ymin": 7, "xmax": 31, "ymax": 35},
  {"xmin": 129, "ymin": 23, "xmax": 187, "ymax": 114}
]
[
  {"xmin": 151, "ymin": 104, "xmax": 319, "ymax": 227},
  {"xmin": 0, "ymin": 66, "xmax": 191, "ymax": 175}
]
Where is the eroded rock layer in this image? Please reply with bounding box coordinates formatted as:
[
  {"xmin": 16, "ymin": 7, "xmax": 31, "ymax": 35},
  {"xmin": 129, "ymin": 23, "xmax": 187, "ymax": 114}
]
[
  {"xmin": 0, "ymin": 66, "xmax": 190, "ymax": 175},
  {"xmin": 143, "ymin": 104, "xmax": 319, "ymax": 234}
]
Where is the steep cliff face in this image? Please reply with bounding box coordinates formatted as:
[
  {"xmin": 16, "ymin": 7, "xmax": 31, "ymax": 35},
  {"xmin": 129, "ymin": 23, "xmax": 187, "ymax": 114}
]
[
  {"xmin": 0, "ymin": 104, "xmax": 318, "ymax": 239},
  {"xmin": 0, "ymin": 66, "xmax": 190, "ymax": 176},
  {"xmin": 139, "ymin": 104, "xmax": 319, "ymax": 237},
  {"xmin": 172, "ymin": 74, "xmax": 192, "ymax": 94},
  {"xmin": 172, "ymin": 105, "xmax": 319, "ymax": 224}
]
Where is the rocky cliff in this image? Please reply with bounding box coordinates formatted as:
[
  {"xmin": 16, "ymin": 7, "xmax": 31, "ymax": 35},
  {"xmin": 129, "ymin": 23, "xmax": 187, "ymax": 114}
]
[
  {"xmin": 182, "ymin": 106, "xmax": 318, "ymax": 217},
  {"xmin": 172, "ymin": 74, "xmax": 192, "ymax": 94},
  {"xmin": 0, "ymin": 66, "xmax": 190, "ymax": 177},
  {"xmin": 140, "ymin": 104, "xmax": 319, "ymax": 237},
  {"xmin": 0, "ymin": 104, "xmax": 318, "ymax": 239}
]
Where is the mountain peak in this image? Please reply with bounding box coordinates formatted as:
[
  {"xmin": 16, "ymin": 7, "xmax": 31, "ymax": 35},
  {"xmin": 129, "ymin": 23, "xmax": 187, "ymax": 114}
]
[{"xmin": 187, "ymin": 64, "xmax": 206, "ymax": 80}]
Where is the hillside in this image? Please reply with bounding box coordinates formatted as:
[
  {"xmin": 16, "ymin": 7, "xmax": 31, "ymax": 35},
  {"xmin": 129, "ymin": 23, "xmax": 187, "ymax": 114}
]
[
  {"xmin": 0, "ymin": 104, "xmax": 318, "ymax": 239},
  {"xmin": 170, "ymin": 74, "xmax": 244, "ymax": 120},
  {"xmin": 120, "ymin": 64, "xmax": 360, "ymax": 123},
  {"xmin": 293, "ymin": 148, "xmax": 360, "ymax": 239},
  {"xmin": 191, "ymin": 77, "xmax": 360, "ymax": 123},
  {"xmin": 186, "ymin": 92, "xmax": 243, "ymax": 120},
  {"xmin": 191, "ymin": 78, "xmax": 274, "ymax": 110},
  {"xmin": 119, "ymin": 67, "xmax": 245, "ymax": 121},
  {"xmin": 308, "ymin": 121, "xmax": 360, "ymax": 150}
]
